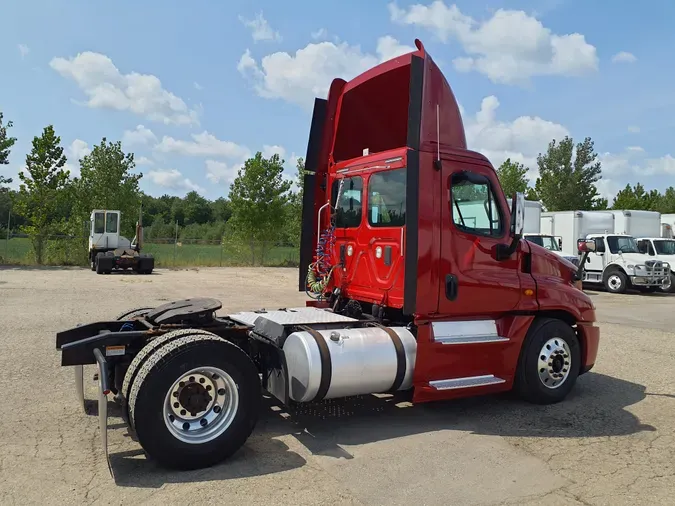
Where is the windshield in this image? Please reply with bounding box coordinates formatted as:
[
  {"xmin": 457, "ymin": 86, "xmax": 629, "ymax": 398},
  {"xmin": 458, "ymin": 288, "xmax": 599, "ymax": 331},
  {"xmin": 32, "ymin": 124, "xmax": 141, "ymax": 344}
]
[
  {"xmin": 526, "ymin": 235, "xmax": 561, "ymax": 251},
  {"xmin": 607, "ymin": 235, "xmax": 639, "ymax": 254},
  {"xmin": 654, "ymin": 239, "xmax": 675, "ymax": 255}
]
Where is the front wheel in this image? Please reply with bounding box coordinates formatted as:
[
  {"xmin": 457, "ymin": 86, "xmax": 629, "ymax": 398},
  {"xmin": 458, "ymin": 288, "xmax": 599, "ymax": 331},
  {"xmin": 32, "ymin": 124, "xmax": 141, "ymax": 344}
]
[
  {"xmin": 660, "ymin": 273, "xmax": 675, "ymax": 293},
  {"xmin": 127, "ymin": 332, "xmax": 261, "ymax": 470},
  {"xmin": 514, "ymin": 318, "xmax": 581, "ymax": 404},
  {"xmin": 603, "ymin": 269, "xmax": 628, "ymax": 294}
]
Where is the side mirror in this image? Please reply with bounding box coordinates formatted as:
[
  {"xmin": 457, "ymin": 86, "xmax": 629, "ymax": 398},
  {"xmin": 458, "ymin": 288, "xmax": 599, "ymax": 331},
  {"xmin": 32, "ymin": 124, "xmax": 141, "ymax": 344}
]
[
  {"xmin": 497, "ymin": 191, "xmax": 525, "ymax": 261},
  {"xmin": 510, "ymin": 192, "xmax": 525, "ymax": 237},
  {"xmin": 577, "ymin": 239, "xmax": 596, "ymax": 253},
  {"xmin": 558, "ymin": 238, "xmax": 562, "ymax": 249}
]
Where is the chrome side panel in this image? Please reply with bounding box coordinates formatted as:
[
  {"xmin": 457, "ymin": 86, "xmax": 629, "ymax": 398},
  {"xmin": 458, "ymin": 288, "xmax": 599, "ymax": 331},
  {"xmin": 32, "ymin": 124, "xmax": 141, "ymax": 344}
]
[{"xmin": 431, "ymin": 320, "xmax": 509, "ymax": 345}]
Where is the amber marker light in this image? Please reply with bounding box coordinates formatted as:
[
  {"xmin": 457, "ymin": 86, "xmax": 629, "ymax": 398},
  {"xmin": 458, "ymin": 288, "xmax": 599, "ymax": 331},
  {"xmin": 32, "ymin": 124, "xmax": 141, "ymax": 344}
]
[{"xmin": 524, "ymin": 289, "xmax": 534, "ymax": 296}]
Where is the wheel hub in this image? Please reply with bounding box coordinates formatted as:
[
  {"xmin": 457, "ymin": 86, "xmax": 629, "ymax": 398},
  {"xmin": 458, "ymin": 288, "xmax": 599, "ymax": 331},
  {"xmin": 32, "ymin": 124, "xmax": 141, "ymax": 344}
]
[
  {"xmin": 163, "ymin": 366, "xmax": 239, "ymax": 444},
  {"xmin": 608, "ymin": 275, "xmax": 621, "ymax": 290},
  {"xmin": 537, "ymin": 338, "xmax": 572, "ymax": 389}
]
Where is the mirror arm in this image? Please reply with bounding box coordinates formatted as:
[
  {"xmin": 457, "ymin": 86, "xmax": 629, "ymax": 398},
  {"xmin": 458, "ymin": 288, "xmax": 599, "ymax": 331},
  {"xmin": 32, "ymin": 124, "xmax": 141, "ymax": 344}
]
[
  {"xmin": 575, "ymin": 251, "xmax": 591, "ymax": 281},
  {"xmin": 496, "ymin": 234, "xmax": 522, "ymax": 261}
]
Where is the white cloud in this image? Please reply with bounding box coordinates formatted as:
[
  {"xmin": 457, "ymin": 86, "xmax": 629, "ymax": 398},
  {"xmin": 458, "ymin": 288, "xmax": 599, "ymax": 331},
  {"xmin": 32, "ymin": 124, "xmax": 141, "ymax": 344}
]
[
  {"xmin": 239, "ymin": 11, "xmax": 282, "ymax": 42},
  {"xmin": 155, "ymin": 131, "xmax": 250, "ymax": 159},
  {"xmin": 63, "ymin": 139, "xmax": 92, "ymax": 178},
  {"xmin": 238, "ymin": 36, "xmax": 412, "ymax": 108},
  {"xmin": 376, "ymin": 36, "xmax": 416, "ymax": 62},
  {"xmin": 205, "ymin": 160, "xmax": 243, "ymax": 185},
  {"xmin": 18, "ymin": 44, "xmax": 30, "ymax": 59},
  {"xmin": 147, "ymin": 168, "xmax": 204, "ymax": 193},
  {"xmin": 464, "ymin": 95, "xmax": 569, "ymax": 180},
  {"xmin": 122, "ymin": 125, "xmax": 157, "ymax": 146},
  {"xmin": 627, "ymin": 146, "xmax": 644, "ymax": 152},
  {"xmin": 612, "ymin": 51, "xmax": 637, "ymax": 63},
  {"xmin": 628, "ymin": 125, "xmax": 640, "ymax": 133},
  {"xmin": 262, "ymin": 144, "xmax": 286, "ymax": 159},
  {"xmin": 194, "ymin": 82, "xmax": 204, "ymax": 91},
  {"xmin": 135, "ymin": 156, "xmax": 154, "ymax": 166},
  {"xmin": 49, "ymin": 51, "xmax": 199, "ymax": 126},
  {"xmin": 388, "ymin": 1, "xmax": 598, "ymax": 84}
]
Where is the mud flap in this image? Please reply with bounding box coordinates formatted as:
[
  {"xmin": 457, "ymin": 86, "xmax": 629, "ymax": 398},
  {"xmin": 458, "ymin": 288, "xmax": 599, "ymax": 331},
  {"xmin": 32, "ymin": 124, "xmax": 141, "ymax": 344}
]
[
  {"xmin": 94, "ymin": 349, "xmax": 113, "ymax": 477},
  {"xmin": 74, "ymin": 365, "xmax": 85, "ymax": 412}
]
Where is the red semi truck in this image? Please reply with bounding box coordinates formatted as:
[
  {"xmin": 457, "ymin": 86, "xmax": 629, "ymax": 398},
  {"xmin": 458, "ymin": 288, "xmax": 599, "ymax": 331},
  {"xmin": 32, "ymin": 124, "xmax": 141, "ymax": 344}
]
[{"xmin": 56, "ymin": 39, "xmax": 600, "ymax": 472}]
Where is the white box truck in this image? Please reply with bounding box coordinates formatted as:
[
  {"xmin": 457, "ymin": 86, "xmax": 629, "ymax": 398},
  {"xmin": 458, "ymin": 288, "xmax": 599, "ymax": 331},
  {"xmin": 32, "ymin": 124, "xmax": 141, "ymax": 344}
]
[
  {"xmin": 552, "ymin": 210, "xmax": 670, "ymax": 293},
  {"xmin": 508, "ymin": 201, "xmax": 577, "ymax": 264}
]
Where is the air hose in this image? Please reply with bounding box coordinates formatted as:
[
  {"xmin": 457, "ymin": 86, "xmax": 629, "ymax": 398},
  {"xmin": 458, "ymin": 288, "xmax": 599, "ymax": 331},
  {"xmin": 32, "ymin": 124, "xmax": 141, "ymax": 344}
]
[{"xmin": 306, "ymin": 179, "xmax": 344, "ymax": 299}]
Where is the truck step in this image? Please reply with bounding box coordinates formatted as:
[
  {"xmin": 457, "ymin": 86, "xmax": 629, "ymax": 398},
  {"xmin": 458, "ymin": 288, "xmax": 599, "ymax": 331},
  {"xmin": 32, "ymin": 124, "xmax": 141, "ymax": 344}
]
[
  {"xmin": 429, "ymin": 374, "xmax": 506, "ymax": 390},
  {"xmin": 431, "ymin": 320, "xmax": 509, "ymax": 345}
]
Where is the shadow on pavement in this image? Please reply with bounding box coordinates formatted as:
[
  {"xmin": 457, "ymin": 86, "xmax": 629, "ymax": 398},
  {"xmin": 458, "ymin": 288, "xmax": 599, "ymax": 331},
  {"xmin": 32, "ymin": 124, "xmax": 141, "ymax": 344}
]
[{"xmin": 109, "ymin": 371, "xmax": 655, "ymax": 488}]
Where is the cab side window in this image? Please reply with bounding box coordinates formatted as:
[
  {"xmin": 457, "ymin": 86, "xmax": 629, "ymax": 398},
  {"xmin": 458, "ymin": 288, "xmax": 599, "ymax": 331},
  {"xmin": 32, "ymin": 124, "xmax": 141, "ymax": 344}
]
[
  {"xmin": 94, "ymin": 212, "xmax": 105, "ymax": 234},
  {"xmin": 450, "ymin": 171, "xmax": 503, "ymax": 237},
  {"xmin": 105, "ymin": 212, "xmax": 118, "ymax": 234},
  {"xmin": 331, "ymin": 176, "xmax": 363, "ymax": 228},
  {"xmin": 368, "ymin": 168, "xmax": 406, "ymax": 227}
]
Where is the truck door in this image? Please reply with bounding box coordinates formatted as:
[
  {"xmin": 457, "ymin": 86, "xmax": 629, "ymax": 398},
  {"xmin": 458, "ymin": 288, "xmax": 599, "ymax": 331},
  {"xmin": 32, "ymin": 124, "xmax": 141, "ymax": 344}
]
[
  {"xmin": 412, "ymin": 161, "xmax": 527, "ymax": 403},
  {"xmin": 437, "ymin": 163, "xmax": 522, "ymax": 317}
]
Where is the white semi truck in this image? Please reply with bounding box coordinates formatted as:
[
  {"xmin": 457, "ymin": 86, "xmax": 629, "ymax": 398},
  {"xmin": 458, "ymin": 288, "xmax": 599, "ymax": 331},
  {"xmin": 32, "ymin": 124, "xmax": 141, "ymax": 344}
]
[
  {"xmin": 550, "ymin": 210, "xmax": 670, "ymax": 293},
  {"xmin": 611, "ymin": 209, "xmax": 675, "ymax": 292}
]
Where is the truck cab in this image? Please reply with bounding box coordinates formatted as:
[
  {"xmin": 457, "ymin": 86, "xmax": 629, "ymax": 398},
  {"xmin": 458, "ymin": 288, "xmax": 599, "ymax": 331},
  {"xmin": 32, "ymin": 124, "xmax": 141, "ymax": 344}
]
[
  {"xmin": 583, "ymin": 232, "xmax": 670, "ymax": 293},
  {"xmin": 636, "ymin": 237, "xmax": 675, "ymax": 292},
  {"xmin": 299, "ymin": 38, "xmax": 599, "ymax": 404}
]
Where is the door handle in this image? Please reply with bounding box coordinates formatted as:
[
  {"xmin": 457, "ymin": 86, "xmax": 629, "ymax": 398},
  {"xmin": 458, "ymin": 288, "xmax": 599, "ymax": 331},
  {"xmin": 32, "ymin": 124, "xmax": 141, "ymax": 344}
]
[{"xmin": 445, "ymin": 274, "xmax": 458, "ymax": 301}]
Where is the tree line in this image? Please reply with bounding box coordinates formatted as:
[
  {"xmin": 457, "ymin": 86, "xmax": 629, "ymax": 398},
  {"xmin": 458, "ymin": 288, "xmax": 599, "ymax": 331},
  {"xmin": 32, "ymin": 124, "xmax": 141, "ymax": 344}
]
[
  {"xmin": 0, "ymin": 112, "xmax": 304, "ymax": 264},
  {"xmin": 496, "ymin": 135, "xmax": 675, "ymax": 213}
]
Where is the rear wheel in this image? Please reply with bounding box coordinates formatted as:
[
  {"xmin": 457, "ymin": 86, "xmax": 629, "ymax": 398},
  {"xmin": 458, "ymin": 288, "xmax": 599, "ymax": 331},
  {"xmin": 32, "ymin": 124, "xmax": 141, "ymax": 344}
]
[
  {"xmin": 121, "ymin": 328, "xmax": 216, "ymax": 415},
  {"xmin": 127, "ymin": 332, "xmax": 261, "ymax": 470},
  {"xmin": 514, "ymin": 318, "xmax": 581, "ymax": 404}
]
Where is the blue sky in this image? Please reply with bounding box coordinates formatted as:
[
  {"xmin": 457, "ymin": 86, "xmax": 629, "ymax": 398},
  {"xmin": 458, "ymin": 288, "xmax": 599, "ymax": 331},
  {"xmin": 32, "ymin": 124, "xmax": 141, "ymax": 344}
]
[{"xmin": 2, "ymin": 0, "xmax": 675, "ymax": 201}]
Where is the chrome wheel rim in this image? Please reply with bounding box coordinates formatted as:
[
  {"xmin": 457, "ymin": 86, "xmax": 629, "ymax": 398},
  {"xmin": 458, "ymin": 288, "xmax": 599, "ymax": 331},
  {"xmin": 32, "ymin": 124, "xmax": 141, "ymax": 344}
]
[
  {"xmin": 537, "ymin": 338, "xmax": 571, "ymax": 389},
  {"xmin": 608, "ymin": 274, "xmax": 622, "ymax": 291},
  {"xmin": 162, "ymin": 366, "xmax": 239, "ymax": 444}
]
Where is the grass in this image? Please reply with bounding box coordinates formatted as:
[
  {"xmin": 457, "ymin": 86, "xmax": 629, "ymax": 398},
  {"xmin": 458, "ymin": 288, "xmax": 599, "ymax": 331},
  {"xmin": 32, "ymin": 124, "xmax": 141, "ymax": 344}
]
[{"xmin": 0, "ymin": 237, "xmax": 300, "ymax": 268}]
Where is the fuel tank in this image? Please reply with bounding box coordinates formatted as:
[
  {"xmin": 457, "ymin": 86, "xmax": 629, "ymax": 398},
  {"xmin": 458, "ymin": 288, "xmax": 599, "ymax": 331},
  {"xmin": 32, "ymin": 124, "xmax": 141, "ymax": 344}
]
[{"xmin": 282, "ymin": 326, "xmax": 417, "ymax": 402}]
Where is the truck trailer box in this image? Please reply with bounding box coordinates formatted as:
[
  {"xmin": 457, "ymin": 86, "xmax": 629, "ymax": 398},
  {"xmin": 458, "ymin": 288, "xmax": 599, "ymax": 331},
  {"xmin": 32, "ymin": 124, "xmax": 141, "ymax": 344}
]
[{"xmin": 611, "ymin": 210, "xmax": 661, "ymax": 237}]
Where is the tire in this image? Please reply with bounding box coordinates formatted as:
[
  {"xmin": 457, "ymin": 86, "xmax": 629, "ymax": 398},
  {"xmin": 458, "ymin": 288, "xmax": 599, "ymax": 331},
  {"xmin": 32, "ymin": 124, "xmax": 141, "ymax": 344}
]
[
  {"xmin": 90, "ymin": 252, "xmax": 96, "ymax": 271},
  {"xmin": 137, "ymin": 254, "xmax": 154, "ymax": 274},
  {"xmin": 121, "ymin": 328, "xmax": 217, "ymax": 415},
  {"xmin": 603, "ymin": 269, "xmax": 628, "ymax": 294},
  {"xmin": 514, "ymin": 318, "xmax": 581, "ymax": 405},
  {"xmin": 127, "ymin": 331, "xmax": 261, "ymax": 470},
  {"xmin": 95, "ymin": 252, "xmax": 105, "ymax": 275},
  {"xmin": 660, "ymin": 273, "xmax": 675, "ymax": 293}
]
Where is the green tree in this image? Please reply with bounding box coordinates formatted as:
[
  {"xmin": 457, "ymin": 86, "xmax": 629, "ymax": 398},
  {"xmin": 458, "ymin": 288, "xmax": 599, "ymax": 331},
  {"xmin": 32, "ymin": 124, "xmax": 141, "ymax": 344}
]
[
  {"xmin": 611, "ymin": 182, "xmax": 662, "ymax": 211},
  {"xmin": 229, "ymin": 152, "xmax": 292, "ymax": 263},
  {"xmin": 183, "ymin": 190, "xmax": 213, "ymax": 225},
  {"xmin": 532, "ymin": 136, "xmax": 604, "ymax": 211},
  {"xmin": 14, "ymin": 125, "xmax": 70, "ymax": 264},
  {"xmin": 496, "ymin": 158, "xmax": 530, "ymax": 198},
  {"xmin": 71, "ymin": 137, "xmax": 143, "ymax": 237},
  {"xmin": 284, "ymin": 157, "xmax": 306, "ymax": 246},
  {"xmin": 0, "ymin": 112, "xmax": 17, "ymax": 166},
  {"xmin": 210, "ymin": 197, "xmax": 232, "ymax": 223}
]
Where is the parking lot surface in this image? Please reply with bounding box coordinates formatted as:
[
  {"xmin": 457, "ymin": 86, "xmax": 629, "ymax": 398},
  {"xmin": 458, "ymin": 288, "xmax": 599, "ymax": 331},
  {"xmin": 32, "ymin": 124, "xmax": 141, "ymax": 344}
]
[{"xmin": 0, "ymin": 267, "xmax": 673, "ymax": 505}]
